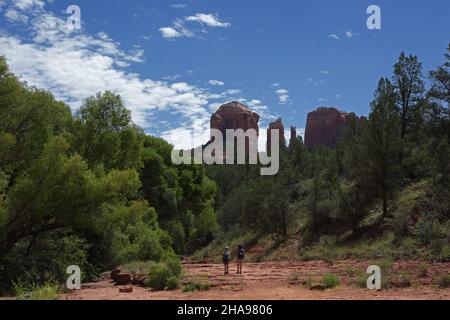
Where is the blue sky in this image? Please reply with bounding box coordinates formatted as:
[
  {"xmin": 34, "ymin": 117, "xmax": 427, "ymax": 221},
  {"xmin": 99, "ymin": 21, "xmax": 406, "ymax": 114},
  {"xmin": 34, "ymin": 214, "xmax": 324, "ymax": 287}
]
[{"xmin": 0, "ymin": 0, "xmax": 449, "ymax": 149}]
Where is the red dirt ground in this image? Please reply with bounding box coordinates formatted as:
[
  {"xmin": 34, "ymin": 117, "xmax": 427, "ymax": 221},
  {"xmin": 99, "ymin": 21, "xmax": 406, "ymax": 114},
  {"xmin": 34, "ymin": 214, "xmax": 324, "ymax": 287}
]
[{"xmin": 63, "ymin": 260, "xmax": 450, "ymax": 300}]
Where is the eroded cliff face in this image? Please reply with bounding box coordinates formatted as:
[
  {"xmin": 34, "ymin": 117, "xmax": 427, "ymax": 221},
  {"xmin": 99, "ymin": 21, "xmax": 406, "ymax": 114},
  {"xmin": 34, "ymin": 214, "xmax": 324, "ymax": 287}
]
[
  {"xmin": 304, "ymin": 107, "xmax": 359, "ymax": 149},
  {"xmin": 211, "ymin": 101, "xmax": 260, "ymax": 137},
  {"xmin": 267, "ymin": 118, "xmax": 286, "ymax": 152}
]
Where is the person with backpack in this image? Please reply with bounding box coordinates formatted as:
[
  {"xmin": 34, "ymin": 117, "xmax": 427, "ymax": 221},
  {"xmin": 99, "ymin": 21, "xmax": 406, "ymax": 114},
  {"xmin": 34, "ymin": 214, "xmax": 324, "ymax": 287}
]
[
  {"xmin": 222, "ymin": 246, "xmax": 231, "ymax": 275},
  {"xmin": 236, "ymin": 245, "xmax": 245, "ymax": 274}
]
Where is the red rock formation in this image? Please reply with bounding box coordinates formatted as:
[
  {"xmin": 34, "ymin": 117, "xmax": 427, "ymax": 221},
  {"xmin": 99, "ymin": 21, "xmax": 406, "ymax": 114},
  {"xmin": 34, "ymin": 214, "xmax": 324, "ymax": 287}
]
[
  {"xmin": 211, "ymin": 101, "xmax": 260, "ymax": 136},
  {"xmin": 304, "ymin": 107, "xmax": 359, "ymax": 149},
  {"xmin": 267, "ymin": 118, "xmax": 286, "ymax": 152},
  {"xmin": 211, "ymin": 101, "xmax": 260, "ymax": 152},
  {"xmin": 289, "ymin": 126, "xmax": 297, "ymax": 147}
]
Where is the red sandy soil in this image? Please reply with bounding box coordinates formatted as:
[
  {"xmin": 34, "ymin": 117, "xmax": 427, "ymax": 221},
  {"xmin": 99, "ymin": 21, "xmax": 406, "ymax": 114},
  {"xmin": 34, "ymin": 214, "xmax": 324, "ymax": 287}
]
[{"xmin": 63, "ymin": 261, "xmax": 450, "ymax": 300}]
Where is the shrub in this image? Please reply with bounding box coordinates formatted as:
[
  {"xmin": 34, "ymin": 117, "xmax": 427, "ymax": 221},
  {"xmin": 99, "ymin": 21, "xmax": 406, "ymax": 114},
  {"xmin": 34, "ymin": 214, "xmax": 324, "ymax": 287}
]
[
  {"xmin": 415, "ymin": 215, "xmax": 442, "ymax": 244},
  {"xmin": 12, "ymin": 280, "xmax": 60, "ymax": 300},
  {"xmin": 182, "ymin": 280, "xmax": 212, "ymax": 292},
  {"xmin": 321, "ymin": 273, "xmax": 340, "ymax": 289},
  {"xmin": 166, "ymin": 276, "xmax": 180, "ymax": 290},
  {"xmin": 437, "ymin": 274, "xmax": 450, "ymax": 288},
  {"xmin": 165, "ymin": 257, "xmax": 182, "ymax": 277},
  {"xmin": 145, "ymin": 262, "xmax": 179, "ymax": 291},
  {"xmin": 356, "ymin": 273, "xmax": 369, "ymax": 288}
]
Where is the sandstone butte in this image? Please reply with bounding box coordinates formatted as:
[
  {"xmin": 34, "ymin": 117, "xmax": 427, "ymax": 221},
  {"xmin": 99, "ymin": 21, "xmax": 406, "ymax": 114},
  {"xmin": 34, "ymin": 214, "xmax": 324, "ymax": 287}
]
[
  {"xmin": 208, "ymin": 101, "xmax": 359, "ymax": 151},
  {"xmin": 304, "ymin": 106, "xmax": 361, "ymax": 150}
]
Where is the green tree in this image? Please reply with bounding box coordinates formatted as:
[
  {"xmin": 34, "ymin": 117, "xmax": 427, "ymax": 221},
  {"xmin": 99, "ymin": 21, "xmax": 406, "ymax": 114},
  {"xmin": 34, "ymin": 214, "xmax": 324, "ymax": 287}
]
[
  {"xmin": 72, "ymin": 91, "xmax": 143, "ymax": 170},
  {"xmin": 352, "ymin": 78, "xmax": 402, "ymax": 218},
  {"xmin": 392, "ymin": 52, "xmax": 426, "ymax": 139}
]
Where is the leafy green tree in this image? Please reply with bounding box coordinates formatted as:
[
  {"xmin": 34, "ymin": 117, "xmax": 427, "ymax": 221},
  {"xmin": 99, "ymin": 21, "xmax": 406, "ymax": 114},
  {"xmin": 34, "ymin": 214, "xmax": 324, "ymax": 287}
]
[{"xmin": 72, "ymin": 91, "xmax": 143, "ymax": 170}]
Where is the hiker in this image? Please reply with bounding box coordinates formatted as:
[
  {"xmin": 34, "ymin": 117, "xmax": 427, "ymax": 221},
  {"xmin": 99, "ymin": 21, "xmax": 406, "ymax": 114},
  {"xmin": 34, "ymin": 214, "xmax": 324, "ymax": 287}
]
[
  {"xmin": 222, "ymin": 246, "xmax": 231, "ymax": 275},
  {"xmin": 236, "ymin": 245, "xmax": 245, "ymax": 274}
]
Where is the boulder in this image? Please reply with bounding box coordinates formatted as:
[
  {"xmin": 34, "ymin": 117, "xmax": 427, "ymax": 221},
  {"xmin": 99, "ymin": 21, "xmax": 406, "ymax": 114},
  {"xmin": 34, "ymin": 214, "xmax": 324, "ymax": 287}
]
[
  {"xmin": 119, "ymin": 287, "xmax": 133, "ymax": 293},
  {"xmin": 111, "ymin": 269, "xmax": 122, "ymax": 282},
  {"xmin": 114, "ymin": 273, "xmax": 131, "ymax": 285}
]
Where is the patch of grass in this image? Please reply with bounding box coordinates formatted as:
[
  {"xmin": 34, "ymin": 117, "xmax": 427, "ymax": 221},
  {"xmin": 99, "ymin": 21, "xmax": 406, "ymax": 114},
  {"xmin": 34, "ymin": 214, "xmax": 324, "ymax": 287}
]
[
  {"xmin": 356, "ymin": 273, "xmax": 369, "ymax": 288},
  {"xmin": 321, "ymin": 273, "xmax": 340, "ymax": 289},
  {"xmin": 12, "ymin": 280, "xmax": 60, "ymax": 300},
  {"xmin": 182, "ymin": 280, "xmax": 212, "ymax": 292},
  {"xmin": 437, "ymin": 274, "xmax": 450, "ymax": 288}
]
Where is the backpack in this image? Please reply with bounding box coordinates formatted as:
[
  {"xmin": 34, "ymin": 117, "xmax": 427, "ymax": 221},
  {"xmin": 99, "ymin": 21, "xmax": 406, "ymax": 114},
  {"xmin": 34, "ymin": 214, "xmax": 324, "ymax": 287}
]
[
  {"xmin": 222, "ymin": 251, "xmax": 230, "ymax": 262},
  {"xmin": 238, "ymin": 247, "xmax": 245, "ymax": 260}
]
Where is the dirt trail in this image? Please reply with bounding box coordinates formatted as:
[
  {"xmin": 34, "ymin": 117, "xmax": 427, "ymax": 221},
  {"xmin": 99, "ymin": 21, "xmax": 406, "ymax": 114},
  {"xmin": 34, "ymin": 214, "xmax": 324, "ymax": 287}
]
[{"xmin": 64, "ymin": 261, "xmax": 450, "ymax": 300}]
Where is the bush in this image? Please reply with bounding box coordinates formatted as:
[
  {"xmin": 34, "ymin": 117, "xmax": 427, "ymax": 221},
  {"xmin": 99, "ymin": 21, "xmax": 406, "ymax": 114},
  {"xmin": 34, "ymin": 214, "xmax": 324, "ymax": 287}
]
[
  {"xmin": 356, "ymin": 273, "xmax": 369, "ymax": 288},
  {"xmin": 437, "ymin": 274, "xmax": 450, "ymax": 288},
  {"xmin": 145, "ymin": 262, "xmax": 180, "ymax": 291},
  {"xmin": 415, "ymin": 215, "xmax": 442, "ymax": 244},
  {"xmin": 321, "ymin": 273, "xmax": 340, "ymax": 289},
  {"xmin": 166, "ymin": 276, "xmax": 180, "ymax": 290},
  {"xmin": 165, "ymin": 257, "xmax": 182, "ymax": 277},
  {"xmin": 182, "ymin": 280, "xmax": 212, "ymax": 292},
  {"xmin": 12, "ymin": 280, "xmax": 60, "ymax": 300}
]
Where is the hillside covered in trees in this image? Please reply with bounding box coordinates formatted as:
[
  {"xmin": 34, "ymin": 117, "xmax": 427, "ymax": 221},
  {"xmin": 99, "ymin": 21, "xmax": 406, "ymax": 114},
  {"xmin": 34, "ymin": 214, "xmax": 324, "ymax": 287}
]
[
  {"xmin": 0, "ymin": 56, "xmax": 217, "ymax": 294},
  {"xmin": 0, "ymin": 44, "xmax": 449, "ymax": 296}
]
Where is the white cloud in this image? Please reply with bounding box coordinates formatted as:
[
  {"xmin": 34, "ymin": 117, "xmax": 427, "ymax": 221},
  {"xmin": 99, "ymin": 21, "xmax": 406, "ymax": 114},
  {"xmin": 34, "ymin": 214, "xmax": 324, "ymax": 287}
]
[
  {"xmin": 160, "ymin": 13, "xmax": 230, "ymax": 40},
  {"xmin": 276, "ymin": 88, "xmax": 290, "ymax": 104},
  {"xmin": 159, "ymin": 18, "xmax": 194, "ymax": 39},
  {"xmin": 0, "ymin": 1, "xmax": 271, "ymax": 151},
  {"xmin": 185, "ymin": 13, "xmax": 230, "ymax": 28},
  {"xmin": 321, "ymin": 70, "xmax": 330, "ymax": 74},
  {"xmin": 170, "ymin": 4, "xmax": 187, "ymax": 9},
  {"xmin": 0, "ymin": 3, "xmax": 210, "ymax": 132},
  {"xmin": 346, "ymin": 31, "xmax": 359, "ymax": 39},
  {"xmin": 14, "ymin": 0, "xmax": 43, "ymax": 10},
  {"xmin": 307, "ymin": 78, "xmax": 326, "ymax": 87},
  {"xmin": 4, "ymin": 8, "xmax": 28, "ymax": 23},
  {"xmin": 159, "ymin": 27, "xmax": 182, "ymax": 39},
  {"xmin": 329, "ymin": 34, "xmax": 339, "ymax": 40},
  {"xmin": 209, "ymin": 79, "xmax": 225, "ymax": 86}
]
